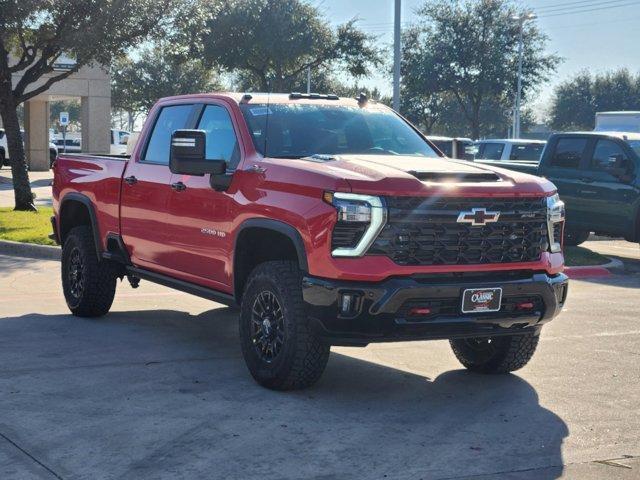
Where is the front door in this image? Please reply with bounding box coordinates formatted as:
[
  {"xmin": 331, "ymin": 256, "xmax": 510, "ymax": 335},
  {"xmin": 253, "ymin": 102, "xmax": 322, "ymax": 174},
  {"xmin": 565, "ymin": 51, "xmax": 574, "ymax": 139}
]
[
  {"xmin": 163, "ymin": 103, "xmax": 243, "ymax": 291},
  {"xmin": 543, "ymin": 137, "xmax": 592, "ymax": 230},
  {"xmin": 120, "ymin": 103, "xmax": 196, "ymax": 269}
]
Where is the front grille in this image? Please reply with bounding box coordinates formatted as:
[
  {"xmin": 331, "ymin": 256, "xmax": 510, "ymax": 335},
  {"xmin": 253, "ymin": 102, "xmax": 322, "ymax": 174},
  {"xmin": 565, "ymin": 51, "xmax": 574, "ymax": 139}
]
[{"xmin": 369, "ymin": 197, "xmax": 549, "ymax": 265}]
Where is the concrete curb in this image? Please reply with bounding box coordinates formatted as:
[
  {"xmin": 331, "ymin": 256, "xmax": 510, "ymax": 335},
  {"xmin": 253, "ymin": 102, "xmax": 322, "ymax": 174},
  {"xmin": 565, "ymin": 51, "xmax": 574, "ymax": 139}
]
[
  {"xmin": 0, "ymin": 239, "xmax": 60, "ymax": 261},
  {"xmin": 564, "ymin": 257, "xmax": 622, "ymax": 279}
]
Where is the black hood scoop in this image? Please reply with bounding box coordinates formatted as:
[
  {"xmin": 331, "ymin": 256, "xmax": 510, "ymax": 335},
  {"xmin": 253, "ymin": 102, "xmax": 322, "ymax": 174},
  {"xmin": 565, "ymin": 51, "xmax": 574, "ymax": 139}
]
[{"xmin": 408, "ymin": 170, "xmax": 501, "ymax": 183}]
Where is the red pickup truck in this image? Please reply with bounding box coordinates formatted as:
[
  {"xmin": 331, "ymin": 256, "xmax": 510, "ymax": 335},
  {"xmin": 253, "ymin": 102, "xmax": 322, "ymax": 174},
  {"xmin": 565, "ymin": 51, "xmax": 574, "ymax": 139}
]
[{"xmin": 52, "ymin": 93, "xmax": 568, "ymax": 390}]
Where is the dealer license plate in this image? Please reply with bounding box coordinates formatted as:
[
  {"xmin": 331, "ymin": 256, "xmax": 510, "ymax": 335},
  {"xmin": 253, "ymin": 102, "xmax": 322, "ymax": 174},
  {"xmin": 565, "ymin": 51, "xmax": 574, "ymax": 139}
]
[{"xmin": 461, "ymin": 288, "xmax": 502, "ymax": 313}]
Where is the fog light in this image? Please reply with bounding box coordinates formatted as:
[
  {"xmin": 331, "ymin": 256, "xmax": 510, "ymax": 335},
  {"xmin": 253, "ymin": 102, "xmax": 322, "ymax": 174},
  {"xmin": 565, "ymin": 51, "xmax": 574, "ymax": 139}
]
[{"xmin": 341, "ymin": 293, "xmax": 354, "ymax": 314}]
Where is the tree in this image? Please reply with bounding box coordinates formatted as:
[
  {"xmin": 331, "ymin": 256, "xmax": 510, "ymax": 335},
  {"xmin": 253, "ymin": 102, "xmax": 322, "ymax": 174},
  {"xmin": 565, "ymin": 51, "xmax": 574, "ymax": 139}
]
[
  {"xmin": 549, "ymin": 69, "xmax": 640, "ymax": 130},
  {"xmin": 0, "ymin": 0, "xmax": 176, "ymax": 210},
  {"xmin": 197, "ymin": 0, "xmax": 381, "ymax": 92},
  {"xmin": 402, "ymin": 0, "xmax": 560, "ymax": 139},
  {"xmin": 111, "ymin": 43, "xmax": 221, "ymax": 131}
]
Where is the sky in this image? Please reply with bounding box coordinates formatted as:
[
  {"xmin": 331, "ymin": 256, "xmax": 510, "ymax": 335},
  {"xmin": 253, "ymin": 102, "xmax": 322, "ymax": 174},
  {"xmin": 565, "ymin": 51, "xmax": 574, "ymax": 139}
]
[{"xmin": 312, "ymin": 0, "xmax": 640, "ymax": 121}]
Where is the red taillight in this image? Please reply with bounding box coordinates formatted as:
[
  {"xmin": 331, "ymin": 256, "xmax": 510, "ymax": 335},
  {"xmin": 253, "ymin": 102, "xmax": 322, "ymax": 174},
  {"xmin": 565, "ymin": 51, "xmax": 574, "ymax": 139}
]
[{"xmin": 409, "ymin": 307, "xmax": 432, "ymax": 316}]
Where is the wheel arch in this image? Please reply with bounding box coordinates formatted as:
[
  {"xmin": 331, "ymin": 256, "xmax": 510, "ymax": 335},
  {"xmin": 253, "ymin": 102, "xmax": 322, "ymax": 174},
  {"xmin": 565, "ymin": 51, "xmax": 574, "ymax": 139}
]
[
  {"xmin": 59, "ymin": 193, "xmax": 102, "ymax": 259},
  {"xmin": 233, "ymin": 218, "xmax": 308, "ymax": 301}
]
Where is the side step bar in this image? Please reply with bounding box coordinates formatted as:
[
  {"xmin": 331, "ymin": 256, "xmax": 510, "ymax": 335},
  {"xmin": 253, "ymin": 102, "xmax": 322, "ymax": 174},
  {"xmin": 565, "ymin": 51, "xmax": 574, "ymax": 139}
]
[{"xmin": 126, "ymin": 266, "xmax": 237, "ymax": 308}]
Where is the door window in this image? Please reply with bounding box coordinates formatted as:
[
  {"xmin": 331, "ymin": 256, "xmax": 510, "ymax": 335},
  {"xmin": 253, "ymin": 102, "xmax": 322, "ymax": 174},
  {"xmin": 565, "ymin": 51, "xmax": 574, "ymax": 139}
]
[
  {"xmin": 143, "ymin": 104, "xmax": 194, "ymax": 165},
  {"xmin": 550, "ymin": 138, "xmax": 588, "ymax": 169},
  {"xmin": 197, "ymin": 105, "xmax": 241, "ymax": 169},
  {"xmin": 590, "ymin": 139, "xmax": 629, "ymax": 171},
  {"xmin": 509, "ymin": 143, "xmax": 544, "ymax": 161},
  {"xmin": 478, "ymin": 143, "xmax": 504, "ymax": 160}
]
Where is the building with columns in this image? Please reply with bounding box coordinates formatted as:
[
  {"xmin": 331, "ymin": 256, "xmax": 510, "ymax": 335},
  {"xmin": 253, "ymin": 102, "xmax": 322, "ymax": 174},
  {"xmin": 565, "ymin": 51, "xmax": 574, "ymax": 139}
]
[{"xmin": 6, "ymin": 62, "xmax": 111, "ymax": 171}]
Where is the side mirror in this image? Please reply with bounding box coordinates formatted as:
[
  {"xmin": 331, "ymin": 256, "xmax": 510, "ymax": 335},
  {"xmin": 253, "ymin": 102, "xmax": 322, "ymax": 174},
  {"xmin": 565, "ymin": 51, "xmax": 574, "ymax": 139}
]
[{"xmin": 169, "ymin": 129, "xmax": 226, "ymax": 176}]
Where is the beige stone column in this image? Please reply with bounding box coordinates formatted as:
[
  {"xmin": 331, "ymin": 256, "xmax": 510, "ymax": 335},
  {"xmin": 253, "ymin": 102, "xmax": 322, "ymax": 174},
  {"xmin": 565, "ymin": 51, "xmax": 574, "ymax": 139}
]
[
  {"xmin": 81, "ymin": 94, "xmax": 110, "ymax": 154},
  {"xmin": 24, "ymin": 99, "xmax": 50, "ymax": 171}
]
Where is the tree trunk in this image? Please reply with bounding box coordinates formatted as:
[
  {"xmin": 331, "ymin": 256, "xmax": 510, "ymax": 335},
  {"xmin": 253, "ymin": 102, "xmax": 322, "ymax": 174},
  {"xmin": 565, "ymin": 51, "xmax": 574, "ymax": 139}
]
[{"xmin": 0, "ymin": 95, "xmax": 36, "ymax": 211}]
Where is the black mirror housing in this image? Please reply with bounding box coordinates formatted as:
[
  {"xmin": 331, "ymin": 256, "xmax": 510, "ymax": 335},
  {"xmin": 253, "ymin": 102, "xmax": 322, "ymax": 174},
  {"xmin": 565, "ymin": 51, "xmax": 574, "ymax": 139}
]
[{"xmin": 169, "ymin": 129, "xmax": 226, "ymax": 176}]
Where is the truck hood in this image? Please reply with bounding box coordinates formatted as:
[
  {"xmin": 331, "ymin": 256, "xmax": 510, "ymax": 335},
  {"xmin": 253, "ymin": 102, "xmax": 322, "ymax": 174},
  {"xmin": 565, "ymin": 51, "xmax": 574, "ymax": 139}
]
[{"xmin": 276, "ymin": 154, "xmax": 555, "ymax": 197}]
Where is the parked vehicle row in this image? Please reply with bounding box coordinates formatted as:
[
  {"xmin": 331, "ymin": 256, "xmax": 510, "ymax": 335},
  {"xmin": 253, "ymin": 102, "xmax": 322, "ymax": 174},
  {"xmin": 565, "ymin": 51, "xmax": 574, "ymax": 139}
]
[
  {"xmin": 0, "ymin": 128, "xmax": 58, "ymax": 169},
  {"xmin": 52, "ymin": 92, "xmax": 568, "ymax": 391},
  {"xmin": 478, "ymin": 131, "xmax": 640, "ymax": 245}
]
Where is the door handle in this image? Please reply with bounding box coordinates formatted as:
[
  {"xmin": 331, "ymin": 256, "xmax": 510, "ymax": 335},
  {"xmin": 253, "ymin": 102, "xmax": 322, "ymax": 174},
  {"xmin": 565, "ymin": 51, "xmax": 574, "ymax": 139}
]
[
  {"xmin": 171, "ymin": 181, "xmax": 187, "ymax": 192},
  {"xmin": 124, "ymin": 175, "xmax": 137, "ymax": 186},
  {"xmin": 247, "ymin": 164, "xmax": 266, "ymax": 174},
  {"xmin": 580, "ymin": 189, "xmax": 598, "ymax": 195},
  {"xmin": 580, "ymin": 177, "xmax": 594, "ymax": 183}
]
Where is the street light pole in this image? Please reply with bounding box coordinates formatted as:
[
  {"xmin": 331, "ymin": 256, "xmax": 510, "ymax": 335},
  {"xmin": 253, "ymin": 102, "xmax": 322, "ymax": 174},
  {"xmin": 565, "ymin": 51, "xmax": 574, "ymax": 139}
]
[
  {"xmin": 393, "ymin": 0, "xmax": 401, "ymax": 112},
  {"xmin": 512, "ymin": 12, "xmax": 535, "ymax": 139}
]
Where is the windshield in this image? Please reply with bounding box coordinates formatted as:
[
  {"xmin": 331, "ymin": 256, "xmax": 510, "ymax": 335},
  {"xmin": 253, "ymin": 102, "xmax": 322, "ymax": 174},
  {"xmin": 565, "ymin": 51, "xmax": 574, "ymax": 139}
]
[
  {"xmin": 626, "ymin": 139, "xmax": 640, "ymax": 156},
  {"xmin": 240, "ymin": 103, "xmax": 439, "ymax": 159}
]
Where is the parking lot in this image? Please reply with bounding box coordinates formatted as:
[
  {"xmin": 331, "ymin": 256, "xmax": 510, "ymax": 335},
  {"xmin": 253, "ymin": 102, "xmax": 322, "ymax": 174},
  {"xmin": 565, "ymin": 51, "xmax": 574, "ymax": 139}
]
[{"xmin": 1, "ymin": 250, "xmax": 639, "ymax": 479}]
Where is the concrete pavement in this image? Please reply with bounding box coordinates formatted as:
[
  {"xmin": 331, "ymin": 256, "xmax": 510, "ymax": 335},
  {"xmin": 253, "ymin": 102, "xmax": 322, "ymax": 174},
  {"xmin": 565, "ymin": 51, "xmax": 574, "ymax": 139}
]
[
  {"xmin": 0, "ymin": 254, "xmax": 639, "ymax": 479},
  {"xmin": 0, "ymin": 170, "xmax": 53, "ymax": 208}
]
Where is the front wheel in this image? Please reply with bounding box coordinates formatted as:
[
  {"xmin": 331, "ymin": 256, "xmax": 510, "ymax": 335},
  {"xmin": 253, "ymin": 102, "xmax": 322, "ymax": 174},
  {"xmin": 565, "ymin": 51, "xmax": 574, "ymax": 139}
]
[
  {"xmin": 239, "ymin": 261, "xmax": 330, "ymax": 390},
  {"xmin": 61, "ymin": 226, "xmax": 117, "ymax": 317},
  {"xmin": 450, "ymin": 333, "xmax": 539, "ymax": 374}
]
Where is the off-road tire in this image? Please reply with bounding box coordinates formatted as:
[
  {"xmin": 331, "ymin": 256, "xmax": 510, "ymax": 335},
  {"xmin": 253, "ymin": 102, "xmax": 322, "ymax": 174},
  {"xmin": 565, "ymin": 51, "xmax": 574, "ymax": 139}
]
[
  {"xmin": 239, "ymin": 261, "xmax": 330, "ymax": 390},
  {"xmin": 564, "ymin": 228, "xmax": 590, "ymax": 246},
  {"xmin": 61, "ymin": 226, "xmax": 116, "ymax": 317},
  {"xmin": 450, "ymin": 333, "xmax": 539, "ymax": 374}
]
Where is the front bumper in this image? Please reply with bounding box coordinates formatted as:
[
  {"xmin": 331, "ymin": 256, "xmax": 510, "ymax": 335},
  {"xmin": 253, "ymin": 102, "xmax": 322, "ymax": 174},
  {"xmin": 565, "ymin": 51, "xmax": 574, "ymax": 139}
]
[{"xmin": 302, "ymin": 271, "xmax": 568, "ymax": 346}]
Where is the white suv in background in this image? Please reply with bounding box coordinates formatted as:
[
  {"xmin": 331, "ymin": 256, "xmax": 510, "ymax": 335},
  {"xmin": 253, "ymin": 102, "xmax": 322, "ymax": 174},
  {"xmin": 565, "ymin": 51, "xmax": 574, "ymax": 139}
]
[
  {"xmin": 0, "ymin": 129, "xmax": 59, "ymax": 169},
  {"xmin": 474, "ymin": 139, "xmax": 546, "ymax": 162}
]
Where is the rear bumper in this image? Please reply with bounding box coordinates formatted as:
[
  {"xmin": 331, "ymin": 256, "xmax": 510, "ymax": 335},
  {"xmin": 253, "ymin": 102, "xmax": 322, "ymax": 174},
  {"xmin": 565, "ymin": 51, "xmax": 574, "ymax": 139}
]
[{"xmin": 302, "ymin": 272, "xmax": 568, "ymax": 346}]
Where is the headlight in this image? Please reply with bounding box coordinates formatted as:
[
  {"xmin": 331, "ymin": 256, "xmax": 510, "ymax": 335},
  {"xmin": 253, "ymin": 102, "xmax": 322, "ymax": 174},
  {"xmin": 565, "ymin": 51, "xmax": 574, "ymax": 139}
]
[
  {"xmin": 324, "ymin": 192, "xmax": 387, "ymax": 257},
  {"xmin": 547, "ymin": 193, "xmax": 565, "ymax": 253}
]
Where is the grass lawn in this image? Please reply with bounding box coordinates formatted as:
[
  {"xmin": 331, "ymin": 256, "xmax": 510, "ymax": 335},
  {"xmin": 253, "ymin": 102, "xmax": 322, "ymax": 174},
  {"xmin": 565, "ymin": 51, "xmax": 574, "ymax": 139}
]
[
  {"xmin": 563, "ymin": 246, "xmax": 609, "ymax": 267},
  {"xmin": 0, "ymin": 206, "xmax": 56, "ymax": 246}
]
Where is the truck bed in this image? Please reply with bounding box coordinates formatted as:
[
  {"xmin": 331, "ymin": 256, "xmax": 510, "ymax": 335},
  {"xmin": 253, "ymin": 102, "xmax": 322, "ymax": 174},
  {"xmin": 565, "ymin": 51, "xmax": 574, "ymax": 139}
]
[{"xmin": 52, "ymin": 153, "xmax": 129, "ymax": 249}]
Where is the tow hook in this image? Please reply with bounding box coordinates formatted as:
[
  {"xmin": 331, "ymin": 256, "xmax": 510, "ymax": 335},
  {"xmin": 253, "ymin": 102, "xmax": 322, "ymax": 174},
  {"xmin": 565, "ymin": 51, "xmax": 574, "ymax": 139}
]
[{"xmin": 127, "ymin": 274, "xmax": 140, "ymax": 289}]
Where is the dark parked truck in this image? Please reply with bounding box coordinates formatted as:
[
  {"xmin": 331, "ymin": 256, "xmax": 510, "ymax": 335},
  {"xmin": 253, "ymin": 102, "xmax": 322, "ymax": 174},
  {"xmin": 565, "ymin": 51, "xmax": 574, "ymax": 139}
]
[
  {"xmin": 52, "ymin": 93, "xmax": 569, "ymax": 390},
  {"xmin": 479, "ymin": 132, "xmax": 640, "ymax": 246}
]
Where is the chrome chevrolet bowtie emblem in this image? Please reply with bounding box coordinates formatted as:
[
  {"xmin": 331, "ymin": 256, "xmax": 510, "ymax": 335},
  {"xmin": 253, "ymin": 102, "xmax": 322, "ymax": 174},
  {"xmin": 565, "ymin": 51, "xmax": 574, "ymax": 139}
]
[{"xmin": 457, "ymin": 208, "xmax": 500, "ymax": 226}]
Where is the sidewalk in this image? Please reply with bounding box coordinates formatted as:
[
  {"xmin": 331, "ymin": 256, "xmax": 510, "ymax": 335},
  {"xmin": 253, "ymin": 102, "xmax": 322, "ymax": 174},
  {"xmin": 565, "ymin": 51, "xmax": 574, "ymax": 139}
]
[{"xmin": 0, "ymin": 168, "xmax": 53, "ymax": 207}]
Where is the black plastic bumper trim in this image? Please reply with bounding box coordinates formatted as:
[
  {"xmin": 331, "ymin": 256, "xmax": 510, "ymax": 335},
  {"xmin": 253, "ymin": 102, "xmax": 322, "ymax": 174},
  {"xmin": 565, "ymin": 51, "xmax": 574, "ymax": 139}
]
[{"xmin": 302, "ymin": 272, "xmax": 568, "ymax": 346}]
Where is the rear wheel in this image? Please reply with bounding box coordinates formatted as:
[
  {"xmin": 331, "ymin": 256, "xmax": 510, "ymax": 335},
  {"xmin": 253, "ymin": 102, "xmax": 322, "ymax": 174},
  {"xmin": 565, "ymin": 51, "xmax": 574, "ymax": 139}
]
[
  {"xmin": 49, "ymin": 150, "xmax": 57, "ymax": 168},
  {"xmin": 450, "ymin": 333, "xmax": 539, "ymax": 374},
  {"xmin": 61, "ymin": 226, "xmax": 117, "ymax": 317},
  {"xmin": 0, "ymin": 150, "xmax": 5, "ymax": 168},
  {"xmin": 564, "ymin": 228, "xmax": 590, "ymax": 246},
  {"xmin": 239, "ymin": 261, "xmax": 330, "ymax": 390}
]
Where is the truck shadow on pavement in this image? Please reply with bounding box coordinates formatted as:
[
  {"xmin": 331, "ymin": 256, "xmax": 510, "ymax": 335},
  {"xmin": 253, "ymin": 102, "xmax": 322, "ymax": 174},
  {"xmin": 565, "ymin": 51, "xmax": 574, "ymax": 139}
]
[{"xmin": 0, "ymin": 307, "xmax": 568, "ymax": 480}]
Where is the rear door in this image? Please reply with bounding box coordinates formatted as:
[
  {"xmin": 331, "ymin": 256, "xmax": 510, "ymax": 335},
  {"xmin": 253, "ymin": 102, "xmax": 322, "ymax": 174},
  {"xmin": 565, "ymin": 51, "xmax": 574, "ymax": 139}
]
[
  {"xmin": 163, "ymin": 102, "xmax": 243, "ymax": 290},
  {"xmin": 120, "ymin": 103, "xmax": 196, "ymax": 269},
  {"xmin": 578, "ymin": 138, "xmax": 639, "ymax": 236},
  {"xmin": 541, "ymin": 136, "xmax": 592, "ymax": 229}
]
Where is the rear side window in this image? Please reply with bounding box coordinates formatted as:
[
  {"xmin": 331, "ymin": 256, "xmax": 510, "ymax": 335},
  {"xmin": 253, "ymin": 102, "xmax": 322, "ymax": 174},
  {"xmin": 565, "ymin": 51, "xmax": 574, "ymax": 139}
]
[
  {"xmin": 478, "ymin": 143, "xmax": 504, "ymax": 160},
  {"xmin": 143, "ymin": 104, "xmax": 194, "ymax": 164},
  {"xmin": 0, "ymin": 130, "xmax": 4, "ymax": 140},
  {"xmin": 197, "ymin": 105, "xmax": 241, "ymax": 169},
  {"xmin": 510, "ymin": 143, "xmax": 544, "ymax": 161},
  {"xmin": 550, "ymin": 138, "xmax": 588, "ymax": 169}
]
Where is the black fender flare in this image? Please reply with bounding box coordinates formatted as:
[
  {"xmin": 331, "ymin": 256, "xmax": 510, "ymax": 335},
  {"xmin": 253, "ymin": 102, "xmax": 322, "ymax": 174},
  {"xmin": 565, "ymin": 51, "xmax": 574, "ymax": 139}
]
[
  {"xmin": 234, "ymin": 218, "xmax": 309, "ymax": 272},
  {"xmin": 59, "ymin": 192, "xmax": 102, "ymax": 258}
]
